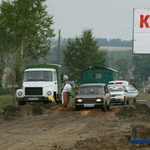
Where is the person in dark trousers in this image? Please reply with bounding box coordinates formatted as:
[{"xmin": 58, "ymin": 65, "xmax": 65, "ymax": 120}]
[
  {"xmin": 130, "ymin": 81, "xmax": 137, "ymax": 89},
  {"xmin": 130, "ymin": 81, "xmax": 137, "ymax": 103}
]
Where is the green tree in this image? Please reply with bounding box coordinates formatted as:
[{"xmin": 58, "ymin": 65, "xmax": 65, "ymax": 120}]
[
  {"xmin": 63, "ymin": 29, "xmax": 107, "ymax": 83},
  {"xmin": 132, "ymin": 55, "xmax": 150, "ymax": 85},
  {"xmin": 114, "ymin": 57, "xmax": 132, "ymax": 79},
  {"xmin": 106, "ymin": 50, "xmax": 133, "ymax": 69},
  {"xmin": 0, "ymin": 0, "xmax": 55, "ymax": 87}
]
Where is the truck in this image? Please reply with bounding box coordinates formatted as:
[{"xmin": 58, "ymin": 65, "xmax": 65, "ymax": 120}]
[{"xmin": 16, "ymin": 64, "xmax": 65, "ymax": 105}]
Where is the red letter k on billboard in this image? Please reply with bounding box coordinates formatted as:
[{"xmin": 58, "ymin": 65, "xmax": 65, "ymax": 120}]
[{"xmin": 140, "ymin": 15, "xmax": 150, "ymax": 28}]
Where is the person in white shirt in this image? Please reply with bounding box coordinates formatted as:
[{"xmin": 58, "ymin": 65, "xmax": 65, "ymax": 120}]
[{"xmin": 62, "ymin": 81, "xmax": 75, "ymax": 107}]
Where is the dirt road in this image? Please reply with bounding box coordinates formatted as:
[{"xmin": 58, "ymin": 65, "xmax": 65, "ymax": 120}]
[{"xmin": 1, "ymin": 100, "xmax": 150, "ymax": 150}]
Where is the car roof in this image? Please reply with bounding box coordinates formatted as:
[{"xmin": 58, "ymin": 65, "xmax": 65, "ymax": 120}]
[
  {"xmin": 108, "ymin": 80, "xmax": 129, "ymax": 84},
  {"xmin": 80, "ymin": 83, "xmax": 106, "ymax": 87}
]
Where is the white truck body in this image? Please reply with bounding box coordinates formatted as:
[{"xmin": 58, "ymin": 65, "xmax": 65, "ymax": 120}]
[{"xmin": 16, "ymin": 68, "xmax": 59, "ymax": 105}]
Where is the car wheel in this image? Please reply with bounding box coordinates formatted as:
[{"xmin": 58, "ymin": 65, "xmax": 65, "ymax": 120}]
[
  {"xmin": 102, "ymin": 102, "xmax": 107, "ymax": 111},
  {"xmin": 122, "ymin": 98, "xmax": 126, "ymax": 105},
  {"xmin": 126, "ymin": 99, "xmax": 129, "ymax": 105},
  {"xmin": 75, "ymin": 106, "xmax": 81, "ymax": 111},
  {"xmin": 107, "ymin": 102, "xmax": 111, "ymax": 110},
  {"xmin": 133, "ymin": 97, "xmax": 136, "ymax": 103}
]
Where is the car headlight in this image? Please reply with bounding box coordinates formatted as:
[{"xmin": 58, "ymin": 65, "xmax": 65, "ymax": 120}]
[
  {"xmin": 76, "ymin": 99, "xmax": 82, "ymax": 102},
  {"xmin": 18, "ymin": 91, "xmax": 22, "ymax": 96},
  {"xmin": 47, "ymin": 91, "xmax": 52, "ymax": 96},
  {"xmin": 96, "ymin": 98, "xmax": 102, "ymax": 102}
]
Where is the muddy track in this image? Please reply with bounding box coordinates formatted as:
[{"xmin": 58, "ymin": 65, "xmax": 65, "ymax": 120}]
[{"xmin": 0, "ymin": 101, "xmax": 150, "ymax": 150}]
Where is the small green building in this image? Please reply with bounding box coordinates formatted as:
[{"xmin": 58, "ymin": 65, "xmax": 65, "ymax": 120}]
[{"xmin": 81, "ymin": 67, "xmax": 118, "ymax": 85}]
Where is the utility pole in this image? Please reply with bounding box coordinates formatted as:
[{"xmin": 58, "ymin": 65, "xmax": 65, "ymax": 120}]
[{"xmin": 57, "ymin": 29, "xmax": 61, "ymax": 64}]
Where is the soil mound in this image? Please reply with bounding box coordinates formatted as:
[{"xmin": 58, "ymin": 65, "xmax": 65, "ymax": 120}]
[
  {"xmin": 2, "ymin": 102, "xmax": 62, "ymax": 120},
  {"xmin": 115, "ymin": 103, "xmax": 150, "ymax": 121},
  {"xmin": 132, "ymin": 124, "xmax": 150, "ymax": 139}
]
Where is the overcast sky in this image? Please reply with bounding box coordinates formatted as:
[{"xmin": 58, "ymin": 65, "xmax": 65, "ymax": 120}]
[{"xmin": 45, "ymin": 0, "xmax": 150, "ymax": 41}]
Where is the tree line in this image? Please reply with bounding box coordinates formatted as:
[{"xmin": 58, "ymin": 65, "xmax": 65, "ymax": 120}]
[{"xmin": 51, "ymin": 37, "xmax": 132, "ymax": 47}]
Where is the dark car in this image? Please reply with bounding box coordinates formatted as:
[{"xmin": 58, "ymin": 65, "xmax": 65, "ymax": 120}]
[{"xmin": 75, "ymin": 83, "xmax": 111, "ymax": 111}]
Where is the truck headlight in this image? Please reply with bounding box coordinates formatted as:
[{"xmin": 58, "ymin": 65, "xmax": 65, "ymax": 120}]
[
  {"xmin": 96, "ymin": 98, "xmax": 102, "ymax": 102},
  {"xmin": 47, "ymin": 91, "xmax": 52, "ymax": 96},
  {"xmin": 76, "ymin": 99, "xmax": 82, "ymax": 102},
  {"xmin": 18, "ymin": 91, "xmax": 22, "ymax": 96}
]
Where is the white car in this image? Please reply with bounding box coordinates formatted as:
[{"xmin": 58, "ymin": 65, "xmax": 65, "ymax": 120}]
[{"xmin": 107, "ymin": 80, "xmax": 138, "ymax": 105}]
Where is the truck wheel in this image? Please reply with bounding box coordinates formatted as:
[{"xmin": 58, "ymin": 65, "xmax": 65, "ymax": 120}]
[
  {"xmin": 18, "ymin": 101, "xmax": 26, "ymax": 106},
  {"xmin": 53, "ymin": 93, "xmax": 57, "ymax": 103},
  {"xmin": 102, "ymin": 102, "xmax": 107, "ymax": 111}
]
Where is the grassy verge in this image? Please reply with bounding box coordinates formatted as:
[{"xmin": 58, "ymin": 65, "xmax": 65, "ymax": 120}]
[
  {"xmin": 0, "ymin": 95, "xmax": 17, "ymax": 113},
  {"xmin": 137, "ymin": 93, "xmax": 150, "ymax": 100}
]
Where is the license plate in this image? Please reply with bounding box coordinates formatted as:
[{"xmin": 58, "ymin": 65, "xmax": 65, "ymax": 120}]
[
  {"xmin": 28, "ymin": 98, "xmax": 39, "ymax": 100},
  {"xmin": 111, "ymin": 98, "xmax": 115, "ymax": 100},
  {"xmin": 84, "ymin": 104, "xmax": 94, "ymax": 107}
]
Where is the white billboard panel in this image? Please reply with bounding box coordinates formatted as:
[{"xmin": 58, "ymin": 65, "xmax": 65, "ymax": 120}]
[{"xmin": 133, "ymin": 8, "xmax": 150, "ymax": 54}]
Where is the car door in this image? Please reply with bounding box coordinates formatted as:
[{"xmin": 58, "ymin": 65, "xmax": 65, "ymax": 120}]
[
  {"xmin": 104, "ymin": 85, "xmax": 111, "ymax": 103},
  {"xmin": 127, "ymin": 84, "xmax": 138, "ymax": 100}
]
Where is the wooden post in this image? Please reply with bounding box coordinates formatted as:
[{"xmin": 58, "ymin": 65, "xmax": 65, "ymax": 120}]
[{"xmin": 57, "ymin": 29, "xmax": 61, "ymax": 64}]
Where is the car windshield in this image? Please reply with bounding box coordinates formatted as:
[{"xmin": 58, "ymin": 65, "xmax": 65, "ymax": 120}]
[
  {"xmin": 78, "ymin": 86, "xmax": 105, "ymax": 95},
  {"xmin": 23, "ymin": 71, "xmax": 53, "ymax": 82},
  {"xmin": 107, "ymin": 85, "xmax": 126, "ymax": 92}
]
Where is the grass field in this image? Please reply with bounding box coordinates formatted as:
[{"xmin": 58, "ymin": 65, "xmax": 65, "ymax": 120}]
[
  {"xmin": 0, "ymin": 95, "xmax": 17, "ymax": 113},
  {"xmin": 137, "ymin": 93, "xmax": 150, "ymax": 100}
]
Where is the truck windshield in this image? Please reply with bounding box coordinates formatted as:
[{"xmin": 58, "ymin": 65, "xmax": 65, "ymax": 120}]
[{"xmin": 23, "ymin": 71, "xmax": 53, "ymax": 82}]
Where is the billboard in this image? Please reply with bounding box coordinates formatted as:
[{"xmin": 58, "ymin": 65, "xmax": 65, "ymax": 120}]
[{"xmin": 133, "ymin": 8, "xmax": 150, "ymax": 54}]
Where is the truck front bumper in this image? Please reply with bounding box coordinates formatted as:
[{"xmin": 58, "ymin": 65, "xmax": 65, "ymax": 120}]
[
  {"xmin": 16, "ymin": 96, "xmax": 54, "ymax": 102},
  {"xmin": 75, "ymin": 103, "xmax": 104, "ymax": 108}
]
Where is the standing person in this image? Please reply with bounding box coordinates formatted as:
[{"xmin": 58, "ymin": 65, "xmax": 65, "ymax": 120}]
[
  {"xmin": 62, "ymin": 81, "xmax": 75, "ymax": 107},
  {"xmin": 130, "ymin": 81, "xmax": 137, "ymax": 89}
]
